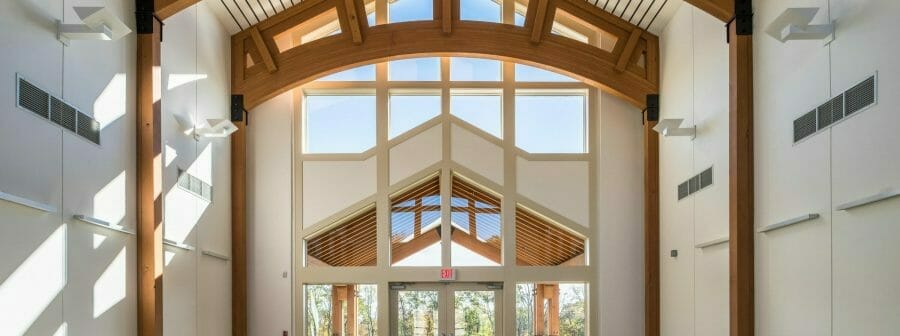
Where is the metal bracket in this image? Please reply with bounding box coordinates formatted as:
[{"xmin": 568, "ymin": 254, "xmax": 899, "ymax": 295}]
[
  {"xmin": 726, "ymin": 0, "xmax": 753, "ymax": 43},
  {"xmin": 231, "ymin": 94, "xmax": 247, "ymax": 124}
]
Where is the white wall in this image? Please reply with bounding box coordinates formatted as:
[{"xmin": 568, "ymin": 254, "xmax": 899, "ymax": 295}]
[
  {"xmin": 658, "ymin": 1, "xmax": 900, "ymax": 335},
  {"xmin": 0, "ymin": 0, "xmax": 231, "ymax": 335},
  {"xmin": 658, "ymin": 3, "xmax": 730, "ymax": 336}
]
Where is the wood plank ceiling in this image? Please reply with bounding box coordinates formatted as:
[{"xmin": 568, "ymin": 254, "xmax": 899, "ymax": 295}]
[{"xmin": 204, "ymin": 0, "xmax": 682, "ymax": 35}]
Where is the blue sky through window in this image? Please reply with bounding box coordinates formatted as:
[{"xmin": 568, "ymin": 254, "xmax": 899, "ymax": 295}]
[
  {"xmin": 305, "ymin": 94, "xmax": 376, "ymax": 153},
  {"xmin": 460, "ymin": 0, "xmax": 501, "ymax": 22},
  {"xmin": 389, "ymin": 0, "xmax": 433, "ymax": 23},
  {"xmin": 515, "ymin": 94, "xmax": 586, "ymax": 153},
  {"xmin": 450, "ymin": 57, "xmax": 502, "ymax": 81},
  {"xmin": 390, "ymin": 94, "xmax": 441, "ymax": 138},
  {"xmin": 389, "ymin": 58, "xmax": 441, "ymax": 81},
  {"xmin": 450, "ymin": 90, "xmax": 503, "ymax": 138}
]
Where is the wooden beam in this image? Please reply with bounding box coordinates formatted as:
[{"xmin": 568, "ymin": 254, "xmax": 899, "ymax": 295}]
[
  {"xmin": 546, "ymin": 284, "xmax": 560, "ymax": 336},
  {"xmin": 616, "ymin": 28, "xmax": 643, "ymax": 72},
  {"xmin": 155, "ymin": 0, "xmax": 199, "ymax": 20},
  {"xmin": 534, "ymin": 285, "xmax": 545, "ymax": 335},
  {"xmin": 136, "ymin": 12, "xmax": 163, "ymax": 336},
  {"xmin": 332, "ymin": 286, "xmax": 344, "ymax": 335},
  {"xmin": 529, "ymin": 0, "xmax": 552, "ymax": 43},
  {"xmin": 442, "ymin": 0, "xmax": 452, "ymax": 33},
  {"xmin": 340, "ymin": 0, "xmax": 364, "ymax": 44},
  {"xmin": 391, "ymin": 229, "xmax": 441, "ymax": 264},
  {"xmin": 644, "ymin": 116, "xmax": 660, "ymax": 336},
  {"xmin": 249, "ymin": 27, "xmax": 278, "ymax": 73},
  {"xmin": 728, "ymin": 17, "xmax": 754, "ymax": 336},
  {"xmin": 346, "ymin": 285, "xmax": 357, "ymax": 336},
  {"xmin": 232, "ymin": 120, "xmax": 247, "ymax": 336},
  {"xmin": 683, "ymin": 0, "xmax": 733, "ymax": 22},
  {"xmin": 450, "ymin": 229, "xmax": 501, "ymax": 264}
]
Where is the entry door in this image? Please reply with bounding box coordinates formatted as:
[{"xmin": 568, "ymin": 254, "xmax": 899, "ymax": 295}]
[{"xmin": 390, "ymin": 283, "xmax": 502, "ymax": 336}]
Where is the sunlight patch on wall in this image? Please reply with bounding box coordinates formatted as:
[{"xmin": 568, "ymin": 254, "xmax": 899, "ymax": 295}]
[
  {"xmin": 164, "ymin": 185, "xmax": 200, "ymax": 243},
  {"xmin": 93, "ymin": 233, "xmax": 107, "ymax": 249},
  {"xmin": 93, "ymin": 74, "xmax": 127, "ymax": 129},
  {"xmin": 165, "ymin": 144, "xmax": 178, "ymax": 167},
  {"xmin": 52, "ymin": 322, "xmax": 67, "ymax": 336},
  {"xmin": 167, "ymin": 73, "xmax": 208, "ymax": 90},
  {"xmin": 164, "ymin": 250, "xmax": 176, "ymax": 267},
  {"xmin": 93, "ymin": 247, "xmax": 127, "ymax": 318},
  {"xmin": 0, "ymin": 225, "xmax": 66, "ymax": 335},
  {"xmin": 93, "ymin": 171, "xmax": 127, "ymax": 226}
]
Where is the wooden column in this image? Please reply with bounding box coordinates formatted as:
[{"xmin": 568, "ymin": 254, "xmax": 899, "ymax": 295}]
[
  {"xmin": 644, "ymin": 116, "xmax": 660, "ymax": 336},
  {"xmin": 136, "ymin": 6, "xmax": 164, "ymax": 336},
  {"xmin": 534, "ymin": 285, "xmax": 545, "ymax": 335},
  {"xmin": 232, "ymin": 119, "xmax": 247, "ymax": 336},
  {"xmin": 728, "ymin": 2, "xmax": 754, "ymax": 335},
  {"xmin": 545, "ymin": 284, "xmax": 559, "ymax": 336},
  {"xmin": 331, "ymin": 286, "xmax": 346, "ymax": 336},
  {"xmin": 346, "ymin": 285, "xmax": 357, "ymax": 336}
]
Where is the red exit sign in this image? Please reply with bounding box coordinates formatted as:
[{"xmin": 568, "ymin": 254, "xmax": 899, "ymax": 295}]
[{"xmin": 440, "ymin": 268, "xmax": 456, "ymax": 281}]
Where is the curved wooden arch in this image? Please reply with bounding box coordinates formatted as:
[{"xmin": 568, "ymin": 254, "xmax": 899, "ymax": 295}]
[{"xmin": 231, "ymin": 0, "xmax": 660, "ymax": 109}]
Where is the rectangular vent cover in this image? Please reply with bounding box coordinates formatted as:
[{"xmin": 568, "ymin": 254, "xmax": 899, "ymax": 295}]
[
  {"xmin": 177, "ymin": 169, "xmax": 213, "ymax": 202},
  {"xmin": 17, "ymin": 78, "xmax": 50, "ymax": 118},
  {"xmin": 794, "ymin": 74, "xmax": 877, "ymax": 143},
  {"xmin": 677, "ymin": 167, "xmax": 713, "ymax": 201},
  {"xmin": 16, "ymin": 75, "xmax": 102, "ymax": 145}
]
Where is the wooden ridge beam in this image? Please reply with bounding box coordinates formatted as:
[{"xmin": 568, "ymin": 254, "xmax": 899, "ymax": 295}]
[
  {"xmin": 155, "ymin": 0, "xmax": 199, "ymax": 20},
  {"xmin": 450, "ymin": 228, "xmax": 501, "ymax": 264},
  {"xmin": 391, "ymin": 229, "xmax": 441, "ymax": 264},
  {"xmin": 617, "ymin": 28, "xmax": 643, "ymax": 72},
  {"xmin": 249, "ymin": 27, "xmax": 278, "ymax": 73}
]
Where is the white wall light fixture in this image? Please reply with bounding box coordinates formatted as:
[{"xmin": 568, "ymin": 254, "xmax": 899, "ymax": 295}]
[
  {"xmin": 58, "ymin": 7, "xmax": 132, "ymax": 46},
  {"xmin": 652, "ymin": 118, "xmax": 696, "ymax": 139},
  {"xmin": 765, "ymin": 8, "xmax": 835, "ymax": 43},
  {"xmin": 174, "ymin": 116, "xmax": 239, "ymax": 139}
]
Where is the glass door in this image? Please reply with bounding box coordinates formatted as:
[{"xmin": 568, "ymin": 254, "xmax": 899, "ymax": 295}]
[{"xmin": 390, "ymin": 283, "xmax": 502, "ymax": 336}]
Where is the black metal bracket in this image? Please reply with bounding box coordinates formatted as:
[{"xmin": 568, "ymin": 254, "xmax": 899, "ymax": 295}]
[
  {"xmin": 646, "ymin": 94, "xmax": 660, "ymax": 122},
  {"xmin": 231, "ymin": 95, "xmax": 248, "ymax": 125},
  {"xmin": 726, "ymin": 0, "xmax": 753, "ymax": 43}
]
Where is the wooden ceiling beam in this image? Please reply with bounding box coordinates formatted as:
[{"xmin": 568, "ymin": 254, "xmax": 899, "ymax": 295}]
[
  {"xmin": 450, "ymin": 228, "xmax": 501, "ymax": 264},
  {"xmin": 155, "ymin": 0, "xmax": 199, "ymax": 20},
  {"xmin": 249, "ymin": 27, "xmax": 278, "ymax": 73},
  {"xmin": 338, "ymin": 0, "xmax": 366, "ymax": 44},
  {"xmin": 616, "ymin": 28, "xmax": 643, "ymax": 72},
  {"xmin": 683, "ymin": 0, "xmax": 734, "ymax": 22},
  {"xmin": 391, "ymin": 229, "xmax": 441, "ymax": 264}
]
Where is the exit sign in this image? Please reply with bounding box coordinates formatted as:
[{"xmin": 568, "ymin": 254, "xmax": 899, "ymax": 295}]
[{"xmin": 440, "ymin": 268, "xmax": 456, "ymax": 281}]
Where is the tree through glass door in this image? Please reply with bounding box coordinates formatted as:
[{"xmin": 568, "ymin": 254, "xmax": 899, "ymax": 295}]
[{"xmin": 391, "ymin": 283, "xmax": 502, "ymax": 336}]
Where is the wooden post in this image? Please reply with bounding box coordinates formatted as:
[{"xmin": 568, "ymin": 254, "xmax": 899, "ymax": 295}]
[
  {"xmin": 644, "ymin": 116, "xmax": 660, "ymax": 336},
  {"xmin": 136, "ymin": 5, "xmax": 163, "ymax": 336},
  {"xmin": 232, "ymin": 119, "xmax": 247, "ymax": 336},
  {"xmin": 728, "ymin": 2, "xmax": 754, "ymax": 335},
  {"xmin": 332, "ymin": 286, "xmax": 345, "ymax": 336},
  {"xmin": 545, "ymin": 284, "xmax": 559, "ymax": 336},
  {"xmin": 534, "ymin": 285, "xmax": 545, "ymax": 336},
  {"xmin": 346, "ymin": 285, "xmax": 357, "ymax": 336}
]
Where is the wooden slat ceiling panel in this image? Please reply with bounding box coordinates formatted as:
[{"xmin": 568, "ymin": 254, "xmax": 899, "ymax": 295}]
[
  {"xmin": 390, "ymin": 175, "xmax": 442, "ymax": 249},
  {"xmin": 306, "ymin": 207, "xmax": 377, "ymax": 266},
  {"xmin": 451, "ymin": 176, "xmax": 502, "ymax": 252},
  {"xmin": 515, "ymin": 207, "xmax": 585, "ymax": 266}
]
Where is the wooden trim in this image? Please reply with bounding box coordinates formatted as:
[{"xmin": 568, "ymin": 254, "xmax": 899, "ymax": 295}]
[
  {"xmin": 249, "ymin": 27, "xmax": 278, "ymax": 73},
  {"xmin": 616, "ymin": 28, "xmax": 643, "ymax": 72},
  {"xmin": 136, "ymin": 19, "xmax": 163, "ymax": 336},
  {"xmin": 683, "ymin": 0, "xmax": 734, "ymax": 22},
  {"xmin": 155, "ymin": 0, "xmax": 199, "ymax": 20},
  {"xmin": 232, "ymin": 120, "xmax": 248, "ymax": 336},
  {"xmin": 644, "ymin": 117, "xmax": 660, "ymax": 336},
  {"xmin": 728, "ymin": 21, "xmax": 754, "ymax": 336}
]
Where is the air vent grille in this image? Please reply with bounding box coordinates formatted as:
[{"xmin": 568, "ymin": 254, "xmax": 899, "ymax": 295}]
[
  {"xmin": 794, "ymin": 74, "xmax": 877, "ymax": 144},
  {"xmin": 845, "ymin": 75, "xmax": 876, "ymax": 116},
  {"xmin": 176, "ymin": 169, "xmax": 213, "ymax": 202},
  {"xmin": 793, "ymin": 110, "xmax": 817, "ymax": 142},
  {"xmin": 677, "ymin": 167, "xmax": 713, "ymax": 201},
  {"xmin": 16, "ymin": 74, "xmax": 102, "ymax": 145},
  {"xmin": 17, "ymin": 78, "xmax": 50, "ymax": 118}
]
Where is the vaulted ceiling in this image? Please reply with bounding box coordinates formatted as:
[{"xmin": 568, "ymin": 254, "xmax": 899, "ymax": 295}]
[{"xmin": 204, "ymin": 0, "xmax": 683, "ymax": 35}]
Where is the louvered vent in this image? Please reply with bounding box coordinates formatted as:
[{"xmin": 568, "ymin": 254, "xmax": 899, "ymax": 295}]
[
  {"xmin": 77, "ymin": 111, "xmax": 101, "ymax": 144},
  {"xmin": 50, "ymin": 97, "xmax": 78, "ymax": 132},
  {"xmin": 176, "ymin": 169, "xmax": 213, "ymax": 202},
  {"xmin": 794, "ymin": 74, "xmax": 877, "ymax": 144},
  {"xmin": 845, "ymin": 75, "xmax": 876, "ymax": 116},
  {"xmin": 17, "ymin": 77, "xmax": 50, "ymax": 118},
  {"xmin": 677, "ymin": 182, "xmax": 690, "ymax": 200},
  {"xmin": 793, "ymin": 110, "xmax": 817, "ymax": 143},
  {"xmin": 677, "ymin": 167, "xmax": 713, "ymax": 200},
  {"xmin": 699, "ymin": 167, "xmax": 713, "ymax": 189}
]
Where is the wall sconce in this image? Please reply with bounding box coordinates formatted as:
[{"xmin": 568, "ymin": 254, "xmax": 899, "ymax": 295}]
[
  {"xmin": 652, "ymin": 119, "xmax": 696, "ymax": 139},
  {"xmin": 174, "ymin": 116, "xmax": 239, "ymax": 139},
  {"xmin": 765, "ymin": 8, "xmax": 835, "ymax": 43},
  {"xmin": 58, "ymin": 7, "xmax": 132, "ymax": 45}
]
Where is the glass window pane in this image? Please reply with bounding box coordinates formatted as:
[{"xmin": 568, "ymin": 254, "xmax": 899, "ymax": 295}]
[
  {"xmin": 356, "ymin": 285, "xmax": 379, "ymax": 335},
  {"xmin": 390, "ymin": 93, "xmax": 441, "ymax": 138},
  {"xmin": 318, "ymin": 64, "xmax": 376, "ymax": 81},
  {"xmin": 559, "ymin": 284, "xmax": 587, "ymax": 336},
  {"xmin": 389, "ymin": 58, "xmax": 441, "ymax": 81},
  {"xmin": 397, "ymin": 290, "xmax": 440, "ymax": 336},
  {"xmin": 515, "ymin": 94, "xmax": 586, "ymax": 153},
  {"xmin": 391, "ymin": 176, "xmax": 442, "ymax": 267},
  {"xmin": 305, "ymin": 94, "xmax": 376, "ymax": 153},
  {"xmin": 305, "ymin": 285, "xmax": 332, "ymax": 336},
  {"xmin": 451, "ymin": 176, "xmax": 501, "ymax": 267},
  {"xmin": 454, "ymin": 291, "xmax": 497, "ymax": 335},
  {"xmin": 389, "ymin": 0, "xmax": 433, "ymax": 23},
  {"xmin": 450, "ymin": 89, "xmax": 502, "ymax": 138},
  {"xmin": 515, "ymin": 283, "xmax": 586, "ymax": 336},
  {"xmin": 460, "ymin": 0, "xmax": 501, "ymax": 22},
  {"xmin": 450, "ymin": 57, "xmax": 502, "ymax": 81},
  {"xmin": 305, "ymin": 284, "xmax": 378, "ymax": 336},
  {"xmin": 514, "ymin": 12, "xmax": 525, "ymax": 26},
  {"xmin": 515, "ymin": 64, "xmax": 577, "ymax": 82},
  {"xmin": 516, "ymin": 283, "xmax": 535, "ymax": 336}
]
